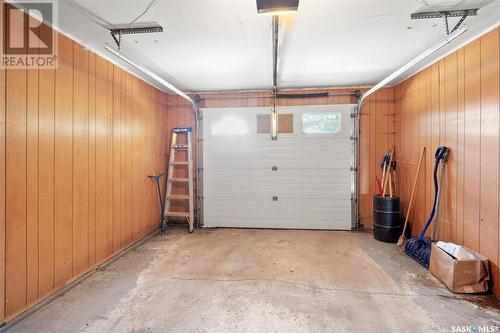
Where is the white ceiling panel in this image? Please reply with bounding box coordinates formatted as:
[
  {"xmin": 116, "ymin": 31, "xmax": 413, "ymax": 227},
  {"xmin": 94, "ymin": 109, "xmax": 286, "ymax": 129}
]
[{"xmin": 20, "ymin": 0, "xmax": 500, "ymax": 92}]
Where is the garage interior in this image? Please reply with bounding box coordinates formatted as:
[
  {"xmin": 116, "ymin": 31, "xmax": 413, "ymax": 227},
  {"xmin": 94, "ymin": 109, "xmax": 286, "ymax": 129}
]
[{"xmin": 0, "ymin": 0, "xmax": 500, "ymax": 332}]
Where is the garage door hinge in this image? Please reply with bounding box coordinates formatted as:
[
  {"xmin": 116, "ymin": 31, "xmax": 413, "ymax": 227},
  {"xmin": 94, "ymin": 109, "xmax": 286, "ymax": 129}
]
[
  {"xmin": 350, "ymin": 167, "xmax": 358, "ymax": 172},
  {"xmin": 197, "ymin": 138, "xmax": 204, "ymax": 143},
  {"xmin": 350, "ymin": 112, "xmax": 358, "ymax": 118},
  {"xmin": 197, "ymin": 167, "xmax": 204, "ymax": 172}
]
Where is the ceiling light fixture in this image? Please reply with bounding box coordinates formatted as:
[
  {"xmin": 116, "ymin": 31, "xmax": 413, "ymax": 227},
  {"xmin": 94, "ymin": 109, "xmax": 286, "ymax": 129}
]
[{"xmin": 257, "ymin": 0, "xmax": 299, "ymax": 15}]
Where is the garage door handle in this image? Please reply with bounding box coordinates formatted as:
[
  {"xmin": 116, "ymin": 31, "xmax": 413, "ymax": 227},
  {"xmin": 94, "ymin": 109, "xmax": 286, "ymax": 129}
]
[
  {"xmin": 272, "ymin": 166, "xmax": 278, "ymax": 171},
  {"xmin": 273, "ymin": 196, "xmax": 278, "ymax": 201}
]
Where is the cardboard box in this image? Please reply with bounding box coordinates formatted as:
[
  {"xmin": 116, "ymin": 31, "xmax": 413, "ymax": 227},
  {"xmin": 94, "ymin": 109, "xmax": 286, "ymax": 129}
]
[{"xmin": 429, "ymin": 242, "xmax": 490, "ymax": 293}]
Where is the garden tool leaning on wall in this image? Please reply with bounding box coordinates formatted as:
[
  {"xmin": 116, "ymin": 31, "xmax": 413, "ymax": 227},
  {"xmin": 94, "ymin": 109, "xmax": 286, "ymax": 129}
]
[{"xmin": 405, "ymin": 146, "xmax": 449, "ymax": 268}]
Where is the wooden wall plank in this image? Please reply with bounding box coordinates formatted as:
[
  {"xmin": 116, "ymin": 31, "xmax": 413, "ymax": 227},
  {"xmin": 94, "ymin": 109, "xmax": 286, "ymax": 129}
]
[
  {"xmin": 0, "ymin": 0, "xmax": 5, "ymax": 319},
  {"xmin": 54, "ymin": 34, "xmax": 74, "ymax": 287},
  {"xmin": 463, "ymin": 39, "xmax": 481, "ymax": 252},
  {"xmin": 456, "ymin": 48, "xmax": 465, "ymax": 245},
  {"xmin": 120, "ymin": 70, "xmax": 127, "ymax": 247},
  {"xmin": 437, "ymin": 59, "xmax": 446, "ymax": 240},
  {"xmin": 26, "ymin": 27, "xmax": 39, "ymax": 304},
  {"xmin": 113, "ymin": 66, "xmax": 121, "ymax": 252},
  {"xmin": 38, "ymin": 59, "xmax": 55, "ymax": 299},
  {"xmin": 479, "ymin": 28, "xmax": 499, "ymax": 297},
  {"xmin": 5, "ymin": 55, "xmax": 27, "ymax": 318},
  {"xmin": 88, "ymin": 52, "xmax": 96, "ymax": 267},
  {"xmin": 125, "ymin": 73, "xmax": 132, "ymax": 244},
  {"xmin": 133, "ymin": 77, "xmax": 142, "ymax": 240},
  {"xmin": 94, "ymin": 56, "xmax": 108, "ymax": 263},
  {"xmin": 444, "ymin": 52, "xmax": 458, "ymax": 243},
  {"xmin": 72, "ymin": 43, "xmax": 89, "ymax": 276},
  {"xmin": 106, "ymin": 63, "xmax": 114, "ymax": 255}
]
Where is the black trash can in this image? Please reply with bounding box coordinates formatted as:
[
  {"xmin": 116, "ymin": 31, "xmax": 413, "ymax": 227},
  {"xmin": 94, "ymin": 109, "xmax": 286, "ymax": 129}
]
[{"xmin": 373, "ymin": 195, "xmax": 402, "ymax": 243}]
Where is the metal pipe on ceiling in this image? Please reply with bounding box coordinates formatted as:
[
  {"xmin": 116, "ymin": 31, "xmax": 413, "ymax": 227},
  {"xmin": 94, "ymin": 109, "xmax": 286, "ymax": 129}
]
[
  {"xmin": 197, "ymin": 91, "xmax": 359, "ymax": 100},
  {"xmin": 359, "ymin": 24, "xmax": 468, "ymax": 106},
  {"xmin": 272, "ymin": 15, "xmax": 279, "ymax": 89},
  {"xmin": 104, "ymin": 43, "xmax": 196, "ymax": 109}
]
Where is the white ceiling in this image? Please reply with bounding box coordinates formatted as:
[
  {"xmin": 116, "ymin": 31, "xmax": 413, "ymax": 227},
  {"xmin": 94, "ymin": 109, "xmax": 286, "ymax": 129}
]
[{"xmin": 41, "ymin": 0, "xmax": 500, "ymax": 92}]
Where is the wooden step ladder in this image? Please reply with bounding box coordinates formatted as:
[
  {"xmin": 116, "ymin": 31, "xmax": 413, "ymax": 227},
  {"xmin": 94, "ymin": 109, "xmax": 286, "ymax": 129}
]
[{"xmin": 164, "ymin": 128, "xmax": 194, "ymax": 233}]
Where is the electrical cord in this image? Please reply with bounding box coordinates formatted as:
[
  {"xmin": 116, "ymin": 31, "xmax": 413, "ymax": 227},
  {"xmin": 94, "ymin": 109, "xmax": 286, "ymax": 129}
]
[{"xmin": 129, "ymin": 0, "xmax": 157, "ymax": 26}]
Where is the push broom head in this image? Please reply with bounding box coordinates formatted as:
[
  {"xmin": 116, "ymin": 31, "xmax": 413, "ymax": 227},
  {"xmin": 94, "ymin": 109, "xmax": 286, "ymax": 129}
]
[{"xmin": 404, "ymin": 237, "xmax": 431, "ymax": 268}]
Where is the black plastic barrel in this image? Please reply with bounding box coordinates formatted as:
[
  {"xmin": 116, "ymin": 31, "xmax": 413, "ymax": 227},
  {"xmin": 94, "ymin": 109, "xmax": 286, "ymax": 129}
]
[{"xmin": 373, "ymin": 196, "xmax": 402, "ymax": 243}]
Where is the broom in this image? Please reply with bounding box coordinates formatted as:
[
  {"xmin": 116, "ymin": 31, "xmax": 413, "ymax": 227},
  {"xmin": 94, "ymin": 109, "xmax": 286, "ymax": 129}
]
[
  {"xmin": 405, "ymin": 146, "xmax": 449, "ymax": 268},
  {"xmin": 397, "ymin": 147, "xmax": 425, "ymax": 247}
]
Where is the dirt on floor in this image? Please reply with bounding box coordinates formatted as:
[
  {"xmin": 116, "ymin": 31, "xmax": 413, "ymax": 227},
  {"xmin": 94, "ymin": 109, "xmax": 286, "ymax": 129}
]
[{"xmin": 6, "ymin": 227, "xmax": 500, "ymax": 333}]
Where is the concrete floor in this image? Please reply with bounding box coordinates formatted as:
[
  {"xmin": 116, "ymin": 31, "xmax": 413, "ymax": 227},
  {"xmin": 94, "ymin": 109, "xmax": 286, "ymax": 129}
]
[{"xmin": 7, "ymin": 228, "xmax": 500, "ymax": 333}]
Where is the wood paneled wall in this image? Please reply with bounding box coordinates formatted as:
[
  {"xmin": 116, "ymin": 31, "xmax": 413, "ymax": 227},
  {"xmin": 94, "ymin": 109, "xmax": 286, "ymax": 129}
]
[
  {"xmin": 165, "ymin": 88, "xmax": 396, "ymax": 228},
  {"xmin": 394, "ymin": 27, "xmax": 500, "ymax": 297},
  {"xmin": 0, "ymin": 20, "xmax": 170, "ymax": 321}
]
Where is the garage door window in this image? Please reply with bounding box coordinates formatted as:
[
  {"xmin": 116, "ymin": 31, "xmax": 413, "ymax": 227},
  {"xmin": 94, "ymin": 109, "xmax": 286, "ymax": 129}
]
[
  {"xmin": 212, "ymin": 115, "xmax": 249, "ymax": 135},
  {"xmin": 302, "ymin": 113, "xmax": 341, "ymax": 134}
]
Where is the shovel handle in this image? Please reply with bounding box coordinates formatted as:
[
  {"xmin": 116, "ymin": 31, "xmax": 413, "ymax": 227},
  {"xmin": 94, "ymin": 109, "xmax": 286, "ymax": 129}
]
[{"xmin": 397, "ymin": 147, "xmax": 426, "ymax": 246}]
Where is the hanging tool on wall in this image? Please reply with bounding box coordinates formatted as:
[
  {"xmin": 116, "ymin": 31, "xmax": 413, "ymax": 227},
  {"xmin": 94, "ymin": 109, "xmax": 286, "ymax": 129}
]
[
  {"xmin": 431, "ymin": 147, "xmax": 449, "ymax": 241},
  {"xmin": 382, "ymin": 146, "xmax": 395, "ymax": 197},
  {"xmin": 405, "ymin": 146, "xmax": 449, "ymax": 268},
  {"xmin": 148, "ymin": 172, "xmax": 166, "ymax": 233},
  {"xmin": 380, "ymin": 152, "xmax": 390, "ymax": 192}
]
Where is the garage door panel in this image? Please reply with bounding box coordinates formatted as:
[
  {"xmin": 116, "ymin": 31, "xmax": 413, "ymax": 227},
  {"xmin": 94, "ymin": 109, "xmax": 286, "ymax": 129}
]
[
  {"xmin": 205, "ymin": 168, "xmax": 349, "ymax": 178},
  {"xmin": 205, "ymin": 182, "xmax": 350, "ymax": 197},
  {"xmin": 206, "ymin": 218, "xmax": 350, "ymax": 230},
  {"xmin": 204, "ymin": 152, "xmax": 352, "ymax": 163},
  {"xmin": 205, "ymin": 201, "xmax": 276, "ymax": 218},
  {"xmin": 205, "ymin": 159, "xmax": 351, "ymax": 169},
  {"xmin": 206, "ymin": 139, "xmax": 351, "ymax": 158},
  {"xmin": 205, "ymin": 190, "xmax": 350, "ymax": 200},
  {"xmin": 204, "ymin": 174, "xmax": 351, "ymax": 186},
  {"xmin": 202, "ymin": 105, "xmax": 354, "ymax": 230},
  {"xmin": 207, "ymin": 198, "xmax": 351, "ymax": 209}
]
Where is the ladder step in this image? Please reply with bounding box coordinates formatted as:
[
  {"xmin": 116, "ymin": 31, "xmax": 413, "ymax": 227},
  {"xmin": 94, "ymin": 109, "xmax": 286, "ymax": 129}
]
[
  {"xmin": 170, "ymin": 161, "xmax": 188, "ymax": 165},
  {"xmin": 172, "ymin": 144, "xmax": 189, "ymax": 150},
  {"xmin": 166, "ymin": 194, "xmax": 189, "ymax": 200},
  {"xmin": 167, "ymin": 211, "xmax": 190, "ymax": 218},
  {"xmin": 168, "ymin": 178, "xmax": 190, "ymax": 182},
  {"xmin": 172, "ymin": 127, "xmax": 192, "ymax": 133}
]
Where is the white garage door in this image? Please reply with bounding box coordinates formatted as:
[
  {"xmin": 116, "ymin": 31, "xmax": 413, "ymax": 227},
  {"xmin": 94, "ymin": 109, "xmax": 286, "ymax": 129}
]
[{"xmin": 201, "ymin": 105, "xmax": 355, "ymax": 230}]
